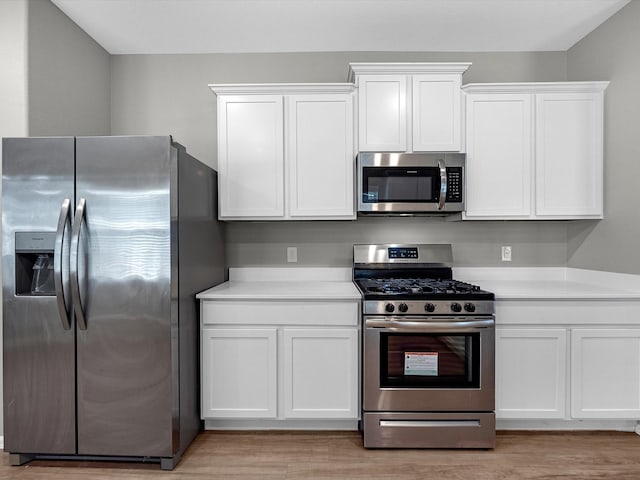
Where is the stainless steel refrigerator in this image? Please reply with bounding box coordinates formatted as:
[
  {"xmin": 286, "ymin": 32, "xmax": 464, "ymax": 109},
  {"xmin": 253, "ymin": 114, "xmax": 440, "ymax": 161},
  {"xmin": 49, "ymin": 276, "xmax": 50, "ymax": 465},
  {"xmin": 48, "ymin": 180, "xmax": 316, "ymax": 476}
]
[{"xmin": 2, "ymin": 136, "xmax": 224, "ymax": 470}]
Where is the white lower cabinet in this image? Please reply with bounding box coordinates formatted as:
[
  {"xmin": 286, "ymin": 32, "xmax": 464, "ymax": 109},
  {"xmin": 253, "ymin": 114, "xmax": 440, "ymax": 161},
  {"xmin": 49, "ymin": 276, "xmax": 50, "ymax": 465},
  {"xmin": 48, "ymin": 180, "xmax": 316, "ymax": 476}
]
[
  {"xmin": 496, "ymin": 328, "xmax": 567, "ymax": 419},
  {"xmin": 283, "ymin": 328, "xmax": 358, "ymax": 419},
  {"xmin": 202, "ymin": 328, "xmax": 278, "ymax": 418},
  {"xmin": 200, "ymin": 301, "xmax": 360, "ymax": 423},
  {"xmin": 497, "ymin": 321, "xmax": 640, "ymax": 423},
  {"xmin": 571, "ymin": 329, "xmax": 640, "ymax": 419}
]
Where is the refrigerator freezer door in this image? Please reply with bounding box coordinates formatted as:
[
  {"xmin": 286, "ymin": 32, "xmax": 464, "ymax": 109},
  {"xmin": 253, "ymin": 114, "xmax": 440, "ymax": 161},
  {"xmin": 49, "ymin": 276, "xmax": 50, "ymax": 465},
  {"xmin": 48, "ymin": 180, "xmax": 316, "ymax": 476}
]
[
  {"xmin": 74, "ymin": 136, "xmax": 175, "ymax": 457},
  {"xmin": 2, "ymin": 137, "xmax": 76, "ymax": 454}
]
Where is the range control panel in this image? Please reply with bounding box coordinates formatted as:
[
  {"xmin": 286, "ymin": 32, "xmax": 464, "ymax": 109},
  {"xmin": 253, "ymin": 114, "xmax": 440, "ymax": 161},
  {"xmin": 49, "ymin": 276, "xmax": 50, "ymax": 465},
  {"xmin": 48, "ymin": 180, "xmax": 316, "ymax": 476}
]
[{"xmin": 388, "ymin": 247, "xmax": 419, "ymax": 260}]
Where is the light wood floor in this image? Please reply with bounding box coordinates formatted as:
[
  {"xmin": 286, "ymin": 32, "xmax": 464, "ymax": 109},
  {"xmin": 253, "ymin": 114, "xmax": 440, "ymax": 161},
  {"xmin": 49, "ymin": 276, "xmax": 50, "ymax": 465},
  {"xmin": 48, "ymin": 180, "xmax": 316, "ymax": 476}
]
[{"xmin": 2, "ymin": 430, "xmax": 640, "ymax": 479}]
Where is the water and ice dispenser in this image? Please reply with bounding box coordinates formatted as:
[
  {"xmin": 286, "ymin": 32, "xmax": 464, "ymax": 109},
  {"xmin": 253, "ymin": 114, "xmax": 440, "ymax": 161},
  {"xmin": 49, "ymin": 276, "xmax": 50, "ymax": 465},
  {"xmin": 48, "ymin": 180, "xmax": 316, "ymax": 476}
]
[{"xmin": 15, "ymin": 232, "xmax": 57, "ymax": 296}]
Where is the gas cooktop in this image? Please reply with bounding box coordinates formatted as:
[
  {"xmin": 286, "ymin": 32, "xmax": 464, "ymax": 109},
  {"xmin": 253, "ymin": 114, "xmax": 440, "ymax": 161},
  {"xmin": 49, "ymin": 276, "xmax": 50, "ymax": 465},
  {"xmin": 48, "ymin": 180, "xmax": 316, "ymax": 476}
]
[
  {"xmin": 355, "ymin": 277, "xmax": 494, "ymax": 301},
  {"xmin": 353, "ymin": 244, "xmax": 495, "ymax": 315},
  {"xmin": 353, "ymin": 244, "xmax": 494, "ymax": 300}
]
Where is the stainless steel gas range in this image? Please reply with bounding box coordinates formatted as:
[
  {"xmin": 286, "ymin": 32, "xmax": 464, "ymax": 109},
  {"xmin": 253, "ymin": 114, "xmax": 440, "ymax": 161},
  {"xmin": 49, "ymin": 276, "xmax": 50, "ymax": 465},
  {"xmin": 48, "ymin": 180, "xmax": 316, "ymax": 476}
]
[{"xmin": 353, "ymin": 244, "xmax": 496, "ymax": 449}]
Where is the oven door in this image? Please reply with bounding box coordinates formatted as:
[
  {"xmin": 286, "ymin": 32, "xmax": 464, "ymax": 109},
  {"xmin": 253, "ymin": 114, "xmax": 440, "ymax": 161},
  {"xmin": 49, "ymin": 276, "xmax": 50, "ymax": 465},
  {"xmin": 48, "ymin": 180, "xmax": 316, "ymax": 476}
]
[{"xmin": 363, "ymin": 316, "xmax": 495, "ymax": 412}]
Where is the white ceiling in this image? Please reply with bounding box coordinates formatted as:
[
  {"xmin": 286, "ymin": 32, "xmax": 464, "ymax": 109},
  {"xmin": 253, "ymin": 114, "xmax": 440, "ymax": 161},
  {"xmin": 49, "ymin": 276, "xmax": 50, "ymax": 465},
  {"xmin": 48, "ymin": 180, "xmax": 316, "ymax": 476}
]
[{"xmin": 51, "ymin": 0, "xmax": 630, "ymax": 55}]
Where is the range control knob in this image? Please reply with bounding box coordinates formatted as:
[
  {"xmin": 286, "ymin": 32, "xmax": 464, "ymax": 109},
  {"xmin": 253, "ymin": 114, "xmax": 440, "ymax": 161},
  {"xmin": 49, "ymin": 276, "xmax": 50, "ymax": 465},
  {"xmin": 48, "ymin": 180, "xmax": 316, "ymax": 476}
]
[
  {"xmin": 451, "ymin": 302, "xmax": 462, "ymax": 313},
  {"xmin": 424, "ymin": 303, "xmax": 436, "ymax": 313},
  {"xmin": 385, "ymin": 303, "xmax": 395, "ymax": 313},
  {"xmin": 464, "ymin": 303, "xmax": 476, "ymax": 312},
  {"xmin": 398, "ymin": 303, "xmax": 409, "ymax": 313}
]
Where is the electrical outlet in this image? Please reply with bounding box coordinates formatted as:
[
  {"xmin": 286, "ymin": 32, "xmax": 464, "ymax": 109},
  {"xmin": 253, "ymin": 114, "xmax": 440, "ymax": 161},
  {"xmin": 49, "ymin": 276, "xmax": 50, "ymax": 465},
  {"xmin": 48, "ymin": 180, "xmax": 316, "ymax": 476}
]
[
  {"xmin": 501, "ymin": 245, "xmax": 512, "ymax": 262},
  {"xmin": 287, "ymin": 246, "xmax": 298, "ymax": 263}
]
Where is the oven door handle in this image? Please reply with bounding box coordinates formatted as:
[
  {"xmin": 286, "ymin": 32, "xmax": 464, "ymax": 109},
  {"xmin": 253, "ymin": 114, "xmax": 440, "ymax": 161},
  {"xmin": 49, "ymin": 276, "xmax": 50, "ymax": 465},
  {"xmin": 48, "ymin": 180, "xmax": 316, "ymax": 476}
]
[{"xmin": 365, "ymin": 318, "xmax": 494, "ymax": 331}]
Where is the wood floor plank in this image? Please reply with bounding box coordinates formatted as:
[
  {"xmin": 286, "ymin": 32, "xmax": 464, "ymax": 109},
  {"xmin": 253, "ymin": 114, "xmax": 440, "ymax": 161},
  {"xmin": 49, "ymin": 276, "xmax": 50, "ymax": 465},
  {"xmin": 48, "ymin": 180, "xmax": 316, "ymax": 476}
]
[{"xmin": 2, "ymin": 430, "xmax": 640, "ymax": 479}]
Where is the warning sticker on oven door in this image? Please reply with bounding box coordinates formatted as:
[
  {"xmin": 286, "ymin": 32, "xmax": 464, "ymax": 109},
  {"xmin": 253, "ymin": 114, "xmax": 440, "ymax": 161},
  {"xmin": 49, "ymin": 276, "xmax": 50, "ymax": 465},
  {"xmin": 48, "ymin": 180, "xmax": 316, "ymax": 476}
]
[{"xmin": 404, "ymin": 352, "xmax": 438, "ymax": 376}]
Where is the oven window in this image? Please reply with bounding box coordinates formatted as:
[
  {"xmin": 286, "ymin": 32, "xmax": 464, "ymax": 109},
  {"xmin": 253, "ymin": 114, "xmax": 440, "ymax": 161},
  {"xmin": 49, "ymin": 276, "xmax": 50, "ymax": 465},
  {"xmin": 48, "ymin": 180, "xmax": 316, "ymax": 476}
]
[
  {"xmin": 362, "ymin": 167, "xmax": 438, "ymax": 203},
  {"xmin": 380, "ymin": 333, "xmax": 480, "ymax": 388}
]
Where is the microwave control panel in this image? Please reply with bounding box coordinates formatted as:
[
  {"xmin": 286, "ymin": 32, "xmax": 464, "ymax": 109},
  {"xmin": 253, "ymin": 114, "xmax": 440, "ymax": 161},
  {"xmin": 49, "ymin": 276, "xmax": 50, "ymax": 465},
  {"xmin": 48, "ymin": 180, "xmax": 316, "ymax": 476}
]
[{"xmin": 446, "ymin": 167, "xmax": 463, "ymax": 202}]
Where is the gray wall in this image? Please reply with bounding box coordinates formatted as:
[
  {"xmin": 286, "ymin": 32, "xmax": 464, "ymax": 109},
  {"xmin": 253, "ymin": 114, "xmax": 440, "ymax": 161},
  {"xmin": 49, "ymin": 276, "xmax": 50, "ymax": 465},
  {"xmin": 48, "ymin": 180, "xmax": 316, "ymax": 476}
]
[
  {"xmin": 111, "ymin": 51, "xmax": 566, "ymax": 169},
  {"xmin": 28, "ymin": 0, "xmax": 110, "ymax": 136},
  {"xmin": 1, "ymin": 0, "xmax": 111, "ymax": 440},
  {"xmin": 225, "ymin": 218, "xmax": 568, "ymax": 268},
  {"xmin": 0, "ymin": 0, "xmax": 30, "ymax": 444},
  {"xmin": 111, "ymin": 51, "xmax": 570, "ymax": 268},
  {"xmin": 566, "ymin": 0, "xmax": 640, "ymax": 275}
]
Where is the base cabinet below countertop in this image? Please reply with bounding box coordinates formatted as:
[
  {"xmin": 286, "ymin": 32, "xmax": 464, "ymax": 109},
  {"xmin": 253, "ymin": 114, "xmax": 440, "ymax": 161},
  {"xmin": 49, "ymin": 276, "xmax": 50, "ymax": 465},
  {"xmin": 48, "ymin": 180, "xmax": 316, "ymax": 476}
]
[
  {"xmin": 495, "ymin": 296, "xmax": 640, "ymax": 431},
  {"xmin": 200, "ymin": 299, "xmax": 360, "ymax": 429},
  {"xmin": 496, "ymin": 327, "xmax": 568, "ymax": 420}
]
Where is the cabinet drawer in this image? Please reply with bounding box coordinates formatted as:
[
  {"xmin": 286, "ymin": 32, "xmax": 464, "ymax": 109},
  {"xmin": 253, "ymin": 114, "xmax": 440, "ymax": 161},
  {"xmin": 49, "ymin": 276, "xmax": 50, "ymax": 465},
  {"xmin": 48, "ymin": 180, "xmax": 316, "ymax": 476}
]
[{"xmin": 202, "ymin": 301, "xmax": 359, "ymax": 326}]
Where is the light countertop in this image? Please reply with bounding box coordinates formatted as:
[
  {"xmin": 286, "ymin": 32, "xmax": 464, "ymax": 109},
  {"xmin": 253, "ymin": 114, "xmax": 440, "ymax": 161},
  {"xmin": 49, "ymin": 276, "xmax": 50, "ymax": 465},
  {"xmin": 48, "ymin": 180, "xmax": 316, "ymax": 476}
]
[
  {"xmin": 197, "ymin": 267, "xmax": 640, "ymax": 302},
  {"xmin": 454, "ymin": 267, "xmax": 640, "ymax": 300},
  {"xmin": 474, "ymin": 279, "xmax": 640, "ymax": 300},
  {"xmin": 197, "ymin": 280, "xmax": 361, "ymax": 301},
  {"xmin": 197, "ymin": 267, "xmax": 361, "ymax": 301}
]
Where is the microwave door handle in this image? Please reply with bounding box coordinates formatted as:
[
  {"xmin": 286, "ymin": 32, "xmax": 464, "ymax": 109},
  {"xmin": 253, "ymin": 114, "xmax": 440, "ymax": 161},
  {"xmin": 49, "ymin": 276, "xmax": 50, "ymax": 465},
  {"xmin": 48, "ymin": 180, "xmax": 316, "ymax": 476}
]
[
  {"xmin": 70, "ymin": 198, "xmax": 88, "ymax": 331},
  {"xmin": 54, "ymin": 198, "xmax": 72, "ymax": 330},
  {"xmin": 438, "ymin": 159, "xmax": 447, "ymax": 210}
]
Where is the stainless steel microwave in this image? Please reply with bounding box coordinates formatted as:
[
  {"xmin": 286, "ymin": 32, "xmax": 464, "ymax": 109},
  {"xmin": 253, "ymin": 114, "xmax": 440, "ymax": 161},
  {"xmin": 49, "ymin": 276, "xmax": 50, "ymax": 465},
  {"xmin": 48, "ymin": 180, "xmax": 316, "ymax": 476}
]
[{"xmin": 357, "ymin": 152, "xmax": 465, "ymax": 214}]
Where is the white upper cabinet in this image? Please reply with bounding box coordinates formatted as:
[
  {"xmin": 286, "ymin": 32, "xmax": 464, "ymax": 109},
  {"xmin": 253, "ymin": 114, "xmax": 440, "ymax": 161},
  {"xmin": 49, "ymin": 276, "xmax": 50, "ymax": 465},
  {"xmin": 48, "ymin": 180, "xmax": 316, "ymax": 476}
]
[
  {"xmin": 216, "ymin": 94, "xmax": 285, "ymax": 218},
  {"xmin": 349, "ymin": 63, "xmax": 470, "ymax": 153},
  {"xmin": 465, "ymin": 93, "xmax": 533, "ymax": 217},
  {"xmin": 287, "ymin": 94, "xmax": 354, "ymax": 218},
  {"xmin": 535, "ymin": 92, "xmax": 604, "ymax": 217},
  {"xmin": 412, "ymin": 74, "xmax": 463, "ymax": 152},
  {"xmin": 356, "ymin": 74, "xmax": 407, "ymax": 151},
  {"xmin": 463, "ymin": 82, "xmax": 608, "ymax": 220},
  {"xmin": 211, "ymin": 84, "xmax": 355, "ymax": 221}
]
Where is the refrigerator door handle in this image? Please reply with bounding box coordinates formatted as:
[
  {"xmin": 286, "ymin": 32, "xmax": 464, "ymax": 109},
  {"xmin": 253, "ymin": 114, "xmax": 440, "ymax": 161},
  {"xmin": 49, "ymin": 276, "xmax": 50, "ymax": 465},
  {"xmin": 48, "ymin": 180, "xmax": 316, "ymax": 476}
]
[
  {"xmin": 54, "ymin": 198, "xmax": 72, "ymax": 330},
  {"xmin": 70, "ymin": 197, "xmax": 88, "ymax": 330}
]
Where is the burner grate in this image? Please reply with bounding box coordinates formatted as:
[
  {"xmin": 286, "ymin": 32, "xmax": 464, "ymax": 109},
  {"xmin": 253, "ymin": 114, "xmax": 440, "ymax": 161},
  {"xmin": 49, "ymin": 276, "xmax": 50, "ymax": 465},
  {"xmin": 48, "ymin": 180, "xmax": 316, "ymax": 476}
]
[{"xmin": 357, "ymin": 277, "xmax": 484, "ymax": 297}]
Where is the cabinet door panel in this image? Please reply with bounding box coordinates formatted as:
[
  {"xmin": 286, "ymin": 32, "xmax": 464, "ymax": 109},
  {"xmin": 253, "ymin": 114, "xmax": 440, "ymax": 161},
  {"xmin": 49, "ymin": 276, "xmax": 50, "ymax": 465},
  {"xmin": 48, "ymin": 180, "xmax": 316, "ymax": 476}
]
[
  {"xmin": 202, "ymin": 328, "xmax": 277, "ymax": 418},
  {"xmin": 571, "ymin": 329, "xmax": 640, "ymax": 418},
  {"xmin": 496, "ymin": 328, "xmax": 567, "ymax": 419},
  {"xmin": 412, "ymin": 74, "xmax": 462, "ymax": 152},
  {"xmin": 283, "ymin": 328, "xmax": 358, "ymax": 419},
  {"xmin": 465, "ymin": 94, "xmax": 532, "ymax": 217},
  {"xmin": 358, "ymin": 75, "xmax": 407, "ymax": 151},
  {"xmin": 288, "ymin": 94, "xmax": 354, "ymax": 218},
  {"xmin": 535, "ymin": 93, "xmax": 603, "ymax": 217},
  {"xmin": 217, "ymin": 95, "xmax": 284, "ymax": 218}
]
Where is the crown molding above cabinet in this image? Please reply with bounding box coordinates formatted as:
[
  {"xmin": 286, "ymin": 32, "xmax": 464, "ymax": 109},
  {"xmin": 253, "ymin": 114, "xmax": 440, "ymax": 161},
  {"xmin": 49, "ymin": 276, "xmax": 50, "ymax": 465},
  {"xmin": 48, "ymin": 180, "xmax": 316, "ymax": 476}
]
[{"xmin": 209, "ymin": 83, "xmax": 356, "ymax": 96}]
